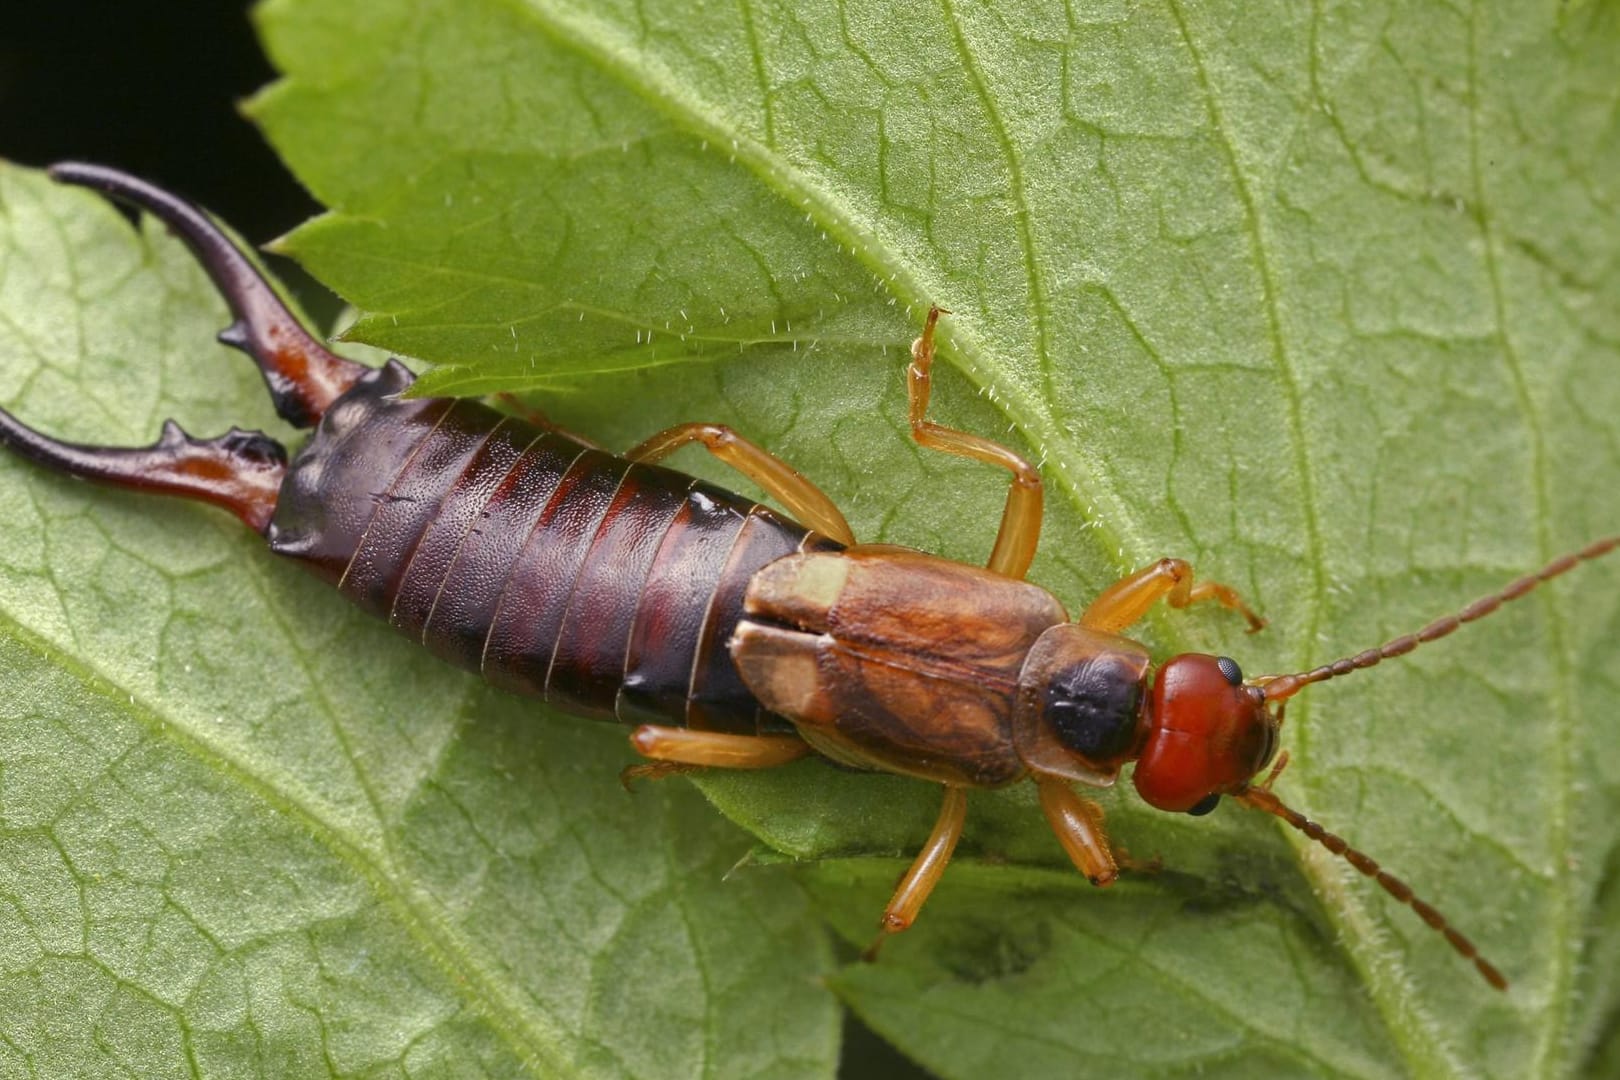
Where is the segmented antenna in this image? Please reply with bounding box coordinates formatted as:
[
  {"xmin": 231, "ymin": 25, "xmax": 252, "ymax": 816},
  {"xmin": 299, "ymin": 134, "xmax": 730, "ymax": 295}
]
[
  {"xmin": 1261, "ymin": 535, "xmax": 1619, "ymax": 702},
  {"xmin": 1237, "ymin": 787, "xmax": 1506, "ymax": 990}
]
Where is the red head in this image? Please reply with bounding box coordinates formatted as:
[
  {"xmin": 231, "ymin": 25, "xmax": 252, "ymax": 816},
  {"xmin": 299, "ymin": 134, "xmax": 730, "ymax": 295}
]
[{"xmin": 1132, "ymin": 653, "xmax": 1278, "ymax": 814}]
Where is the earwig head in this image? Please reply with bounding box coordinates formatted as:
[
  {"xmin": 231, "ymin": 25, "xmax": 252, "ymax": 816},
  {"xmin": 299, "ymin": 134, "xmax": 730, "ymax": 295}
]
[{"xmin": 1132, "ymin": 654, "xmax": 1278, "ymax": 814}]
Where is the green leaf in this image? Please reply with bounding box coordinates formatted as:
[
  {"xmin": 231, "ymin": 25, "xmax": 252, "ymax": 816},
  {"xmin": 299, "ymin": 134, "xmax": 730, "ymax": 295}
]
[
  {"xmin": 249, "ymin": 2, "xmax": 1620, "ymax": 1075},
  {"xmin": 246, "ymin": 0, "xmax": 1620, "ymax": 1074},
  {"xmin": 0, "ymin": 0, "xmax": 1615, "ymax": 1074},
  {"xmin": 0, "ymin": 165, "xmax": 837, "ymax": 1077}
]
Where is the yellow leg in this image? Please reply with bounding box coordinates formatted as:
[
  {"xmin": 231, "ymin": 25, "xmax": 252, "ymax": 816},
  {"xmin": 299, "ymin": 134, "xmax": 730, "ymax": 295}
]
[
  {"xmin": 1253, "ymin": 749, "xmax": 1291, "ymax": 792},
  {"xmin": 864, "ymin": 785, "xmax": 968, "ymax": 959},
  {"xmin": 1034, "ymin": 775, "xmax": 1119, "ymax": 886},
  {"xmin": 627, "ymin": 725, "xmax": 811, "ymax": 769},
  {"xmin": 627, "ymin": 423, "xmax": 855, "ymax": 546},
  {"xmin": 909, "ymin": 307, "xmax": 1044, "ymax": 580},
  {"xmin": 1079, "ymin": 558, "xmax": 1265, "ymax": 635}
]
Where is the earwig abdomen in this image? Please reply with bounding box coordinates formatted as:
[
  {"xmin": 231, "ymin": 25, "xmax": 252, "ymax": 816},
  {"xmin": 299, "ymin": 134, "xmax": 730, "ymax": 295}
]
[{"xmin": 267, "ymin": 362, "xmax": 837, "ymax": 734}]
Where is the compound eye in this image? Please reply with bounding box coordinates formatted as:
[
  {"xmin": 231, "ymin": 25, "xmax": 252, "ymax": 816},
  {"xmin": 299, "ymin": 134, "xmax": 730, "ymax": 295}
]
[
  {"xmin": 1186, "ymin": 793, "xmax": 1221, "ymax": 817},
  {"xmin": 1215, "ymin": 656, "xmax": 1243, "ymax": 686}
]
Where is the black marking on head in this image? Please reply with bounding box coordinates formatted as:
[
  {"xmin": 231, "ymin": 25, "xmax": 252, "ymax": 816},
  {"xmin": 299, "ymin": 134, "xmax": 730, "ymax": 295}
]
[
  {"xmin": 1046, "ymin": 654, "xmax": 1143, "ymax": 760},
  {"xmin": 1216, "ymin": 656, "xmax": 1243, "ymax": 686},
  {"xmin": 1187, "ymin": 794, "xmax": 1221, "ymax": 817}
]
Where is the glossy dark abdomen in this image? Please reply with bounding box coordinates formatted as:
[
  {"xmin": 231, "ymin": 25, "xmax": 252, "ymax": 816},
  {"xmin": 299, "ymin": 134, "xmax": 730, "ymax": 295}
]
[{"xmin": 267, "ymin": 361, "xmax": 839, "ymax": 733}]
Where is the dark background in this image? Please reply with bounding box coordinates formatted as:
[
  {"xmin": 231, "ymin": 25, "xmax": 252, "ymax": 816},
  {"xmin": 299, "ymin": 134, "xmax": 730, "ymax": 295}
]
[
  {"xmin": 0, "ymin": 3, "xmax": 922, "ymax": 1076},
  {"xmin": 0, "ymin": 2, "xmax": 316, "ymax": 243}
]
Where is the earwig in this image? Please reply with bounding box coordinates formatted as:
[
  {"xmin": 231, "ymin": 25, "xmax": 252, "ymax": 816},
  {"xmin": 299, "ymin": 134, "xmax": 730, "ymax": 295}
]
[{"xmin": 3, "ymin": 164, "xmax": 1615, "ymax": 992}]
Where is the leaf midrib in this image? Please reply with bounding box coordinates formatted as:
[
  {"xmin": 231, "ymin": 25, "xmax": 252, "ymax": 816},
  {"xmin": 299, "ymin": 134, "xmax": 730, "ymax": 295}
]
[
  {"xmin": 1147, "ymin": 0, "xmax": 1470, "ymax": 1070},
  {"xmin": 1463, "ymin": 0, "xmax": 1575, "ymax": 1070}
]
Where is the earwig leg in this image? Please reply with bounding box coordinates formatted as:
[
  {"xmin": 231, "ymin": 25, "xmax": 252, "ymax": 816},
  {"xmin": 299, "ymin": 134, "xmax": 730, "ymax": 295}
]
[
  {"xmin": 627, "ymin": 423, "xmax": 855, "ymax": 546},
  {"xmin": 1112, "ymin": 846, "xmax": 1163, "ymax": 876},
  {"xmin": 1254, "ymin": 749, "xmax": 1291, "ymax": 792},
  {"xmin": 864, "ymin": 785, "xmax": 968, "ymax": 959},
  {"xmin": 49, "ymin": 163, "xmax": 367, "ymax": 428},
  {"xmin": 628, "ymin": 725, "xmax": 812, "ymax": 770},
  {"xmin": 619, "ymin": 760, "xmax": 703, "ymax": 790},
  {"xmin": 1080, "ymin": 557, "xmax": 1265, "ymax": 635},
  {"xmin": 1034, "ymin": 775, "xmax": 1119, "ymax": 886},
  {"xmin": 0, "ymin": 412, "xmax": 287, "ymax": 534},
  {"xmin": 908, "ymin": 307, "xmax": 1043, "ymax": 579}
]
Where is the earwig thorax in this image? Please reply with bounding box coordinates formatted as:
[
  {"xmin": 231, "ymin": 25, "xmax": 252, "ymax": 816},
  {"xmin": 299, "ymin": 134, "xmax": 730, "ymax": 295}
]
[{"xmin": 1011, "ymin": 623, "xmax": 1151, "ymax": 785}]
